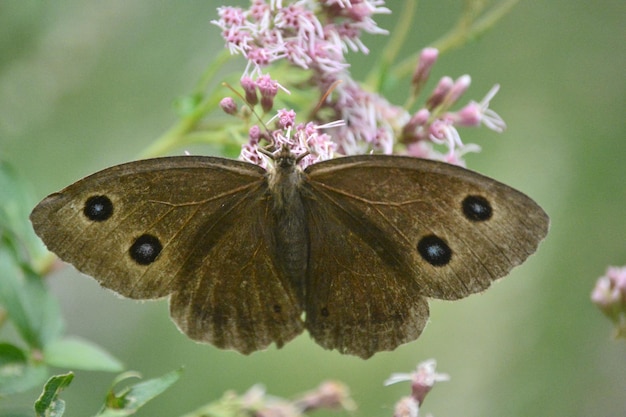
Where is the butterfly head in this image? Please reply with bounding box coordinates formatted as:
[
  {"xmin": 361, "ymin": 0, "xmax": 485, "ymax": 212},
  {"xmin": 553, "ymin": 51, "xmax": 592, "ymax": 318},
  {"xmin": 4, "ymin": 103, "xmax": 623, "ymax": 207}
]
[{"xmin": 275, "ymin": 144, "xmax": 299, "ymax": 169}]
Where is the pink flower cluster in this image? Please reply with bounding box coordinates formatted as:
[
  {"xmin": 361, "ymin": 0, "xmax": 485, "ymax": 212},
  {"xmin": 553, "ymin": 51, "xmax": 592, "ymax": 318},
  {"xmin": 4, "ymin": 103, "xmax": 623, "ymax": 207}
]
[
  {"xmin": 240, "ymin": 108, "xmax": 341, "ymax": 169},
  {"xmin": 591, "ymin": 265, "xmax": 626, "ymax": 338},
  {"xmin": 401, "ymin": 48, "xmax": 506, "ymax": 165},
  {"xmin": 213, "ymin": 1, "xmax": 506, "ymax": 167},
  {"xmin": 213, "ymin": 1, "xmax": 389, "ymax": 72},
  {"xmin": 235, "ymin": 380, "xmax": 355, "ymax": 417}
]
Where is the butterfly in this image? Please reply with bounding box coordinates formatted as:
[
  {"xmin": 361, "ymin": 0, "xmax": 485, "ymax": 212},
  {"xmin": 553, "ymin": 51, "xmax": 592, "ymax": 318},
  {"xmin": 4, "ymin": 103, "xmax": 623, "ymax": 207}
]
[{"xmin": 30, "ymin": 146, "xmax": 549, "ymax": 358}]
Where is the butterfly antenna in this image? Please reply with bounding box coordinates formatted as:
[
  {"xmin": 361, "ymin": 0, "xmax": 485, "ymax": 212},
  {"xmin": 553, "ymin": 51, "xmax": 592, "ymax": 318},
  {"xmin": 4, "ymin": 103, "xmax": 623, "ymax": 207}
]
[
  {"xmin": 222, "ymin": 82, "xmax": 275, "ymax": 150},
  {"xmin": 311, "ymin": 79, "xmax": 342, "ymax": 118},
  {"xmin": 296, "ymin": 150, "xmax": 310, "ymax": 163},
  {"xmin": 221, "ymin": 82, "xmax": 270, "ymax": 131}
]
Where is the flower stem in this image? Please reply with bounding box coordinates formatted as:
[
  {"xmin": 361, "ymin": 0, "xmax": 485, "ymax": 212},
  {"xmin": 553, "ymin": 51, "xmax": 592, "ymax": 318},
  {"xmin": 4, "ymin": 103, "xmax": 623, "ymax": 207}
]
[
  {"xmin": 432, "ymin": 0, "xmax": 519, "ymax": 52},
  {"xmin": 137, "ymin": 51, "xmax": 233, "ymax": 159},
  {"xmin": 391, "ymin": 0, "xmax": 519, "ymax": 81},
  {"xmin": 137, "ymin": 92, "xmax": 225, "ymax": 159},
  {"xmin": 366, "ymin": 0, "xmax": 418, "ymax": 90},
  {"xmin": 194, "ymin": 49, "xmax": 231, "ymax": 94}
]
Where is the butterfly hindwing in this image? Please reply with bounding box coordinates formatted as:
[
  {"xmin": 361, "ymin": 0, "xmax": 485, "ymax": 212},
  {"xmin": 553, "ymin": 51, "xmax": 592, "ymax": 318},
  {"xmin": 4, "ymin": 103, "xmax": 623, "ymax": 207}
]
[
  {"xmin": 302, "ymin": 187, "xmax": 430, "ymax": 358},
  {"xmin": 169, "ymin": 189, "xmax": 305, "ymax": 353}
]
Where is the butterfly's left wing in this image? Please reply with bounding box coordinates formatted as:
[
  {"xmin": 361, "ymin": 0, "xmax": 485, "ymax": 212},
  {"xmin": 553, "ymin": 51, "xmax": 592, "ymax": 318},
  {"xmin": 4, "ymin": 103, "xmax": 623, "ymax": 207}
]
[
  {"xmin": 302, "ymin": 189, "xmax": 430, "ymax": 358},
  {"xmin": 302, "ymin": 155, "xmax": 549, "ymax": 358}
]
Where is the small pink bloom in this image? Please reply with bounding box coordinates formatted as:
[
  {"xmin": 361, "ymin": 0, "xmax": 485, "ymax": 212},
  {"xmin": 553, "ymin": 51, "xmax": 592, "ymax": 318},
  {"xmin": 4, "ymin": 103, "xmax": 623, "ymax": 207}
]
[
  {"xmin": 256, "ymin": 74, "xmax": 278, "ymax": 98},
  {"xmin": 453, "ymin": 84, "xmax": 506, "ymax": 132},
  {"xmin": 392, "ymin": 397, "xmax": 419, "ymax": 417},
  {"xmin": 444, "ymin": 74, "xmax": 471, "ymax": 107},
  {"xmin": 412, "ymin": 47, "xmax": 439, "ymax": 94},
  {"xmin": 241, "ymin": 142, "xmax": 264, "ymax": 167},
  {"xmin": 591, "ymin": 275, "xmax": 620, "ymax": 308},
  {"xmin": 609, "ymin": 266, "xmax": 626, "ymax": 292},
  {"xmin": 249, "ymin": 125, "xmax": 262, "ymax": 144},
  {"xmin": 429, "ymin": 119, "xmax": 463, "ymax": 151},
  {"xmin": 385, "ymin": 359, "xmax": 449, "ymax": 406},
  {"xmin": 215, "ymin": 6, "xmax": 246, "ymax": 27},
  {"xmin": 591, "ymin": 265, "xmax": 626, "ymax": 338},
  {"xmin": 426, "ymin": 76, "xmax": 453, "ymax": 109},
  {"xmin": 241, "ymin": 76, "xmax": 258, "ymax": 105},
  {"xmin": 219, "ymin": 97, "xmax": 238, "ymax": 115},
  {"xmin": 406, "ymin": 141, "xmax": 437, "ymax": 159},
  {"xmin": 250, "ymin": 0, "xmax": 270, "ymax": 22},
  {"xmin": 276, "ymin": 108, "xmax": 296, "ymax": 128},
  {"xmin": 293, "ymin": 381, "xmax": 354, "ymax": 412},
  {"xmin": 405, "ymin": 108, "xmax": 430, "ymax": 133},
  {"xmin": 246, "ymin": 46, "xmax": 272, "ymax": 66}
]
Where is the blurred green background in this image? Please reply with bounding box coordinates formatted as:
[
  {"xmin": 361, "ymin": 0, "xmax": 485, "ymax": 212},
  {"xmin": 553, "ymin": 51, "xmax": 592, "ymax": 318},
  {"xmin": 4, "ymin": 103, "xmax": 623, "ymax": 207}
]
[{"xmin": 1, "ymin": 0, "xmax": 624, "ymax": 416}]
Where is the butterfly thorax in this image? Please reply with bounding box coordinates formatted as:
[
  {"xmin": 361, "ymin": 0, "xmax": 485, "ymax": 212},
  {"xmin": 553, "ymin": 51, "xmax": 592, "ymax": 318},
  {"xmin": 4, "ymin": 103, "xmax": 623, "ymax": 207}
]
[
  {"xmin": 267, "ymin": 148, "xmax": 304, "ymax": 208},
  {"xmin": 266, "ymin": 148, "xmax": 308, "ymax": 298}
]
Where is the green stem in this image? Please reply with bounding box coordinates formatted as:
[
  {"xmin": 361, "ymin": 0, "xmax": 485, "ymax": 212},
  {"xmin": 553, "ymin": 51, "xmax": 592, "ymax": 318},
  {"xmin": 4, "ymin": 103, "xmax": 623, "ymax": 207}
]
[
  {"xmin": 365, "ymin": 0, "xmax": 418, "ymax": 90},
  {"xmin": 194, "ymin": 49, "xmax": 232, "ymax": 94},
  {"xmin": 391, "ymin": 0, "xmax": 520, "ymax": 81},
  {"xmin": 136, "ymin": 51, "xmax": 234, "ymax": 159},
  {"xmin": 137, "ymin": 92, "xmax": 224, "ymax": 159},
  {"xmin": 431, "ymin": 0, "xmax": 519, "ymax": 52}
]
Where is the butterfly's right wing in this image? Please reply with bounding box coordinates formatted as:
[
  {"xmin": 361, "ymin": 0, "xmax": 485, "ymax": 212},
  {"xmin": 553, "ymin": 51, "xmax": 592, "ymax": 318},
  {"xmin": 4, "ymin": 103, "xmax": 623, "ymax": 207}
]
[
  {"xmin": 31, "ymin": 156, "xmax": 304, "ymax": 354},
  {"xmin": 168, "ymin": 175, "xmax": 306, "ymax": 354}
]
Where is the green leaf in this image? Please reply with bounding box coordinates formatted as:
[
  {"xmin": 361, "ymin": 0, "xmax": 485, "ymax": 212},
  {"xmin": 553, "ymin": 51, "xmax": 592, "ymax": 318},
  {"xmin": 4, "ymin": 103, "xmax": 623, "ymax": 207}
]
[
  {"xmin": 96, "ymin": 369, "xmax": 182, "ymax": 416},
  {"xmin": 0, "ymin": 160, "xmax": 50, "ymax": 270},
  {"xmin": 33, "ymin": 372, "xmax": 74, "ymax": 417},
  {"xmin": 0, "ymin": 247, "xmax": 64, "ymax": 348},
  {"xmin": 0, "ymin": 343, "xmax": 48, "ymax": 395},
  {"xmin": 0, "ymin": 159, "xmax": 64, "ymax": 352},
  {"xmin": 174, "ymin": 92, "xmax": 204, "ymax": 116},
  {"xmin": 44, "ymin": 337, "xmax": 124, "ymax": 372}
]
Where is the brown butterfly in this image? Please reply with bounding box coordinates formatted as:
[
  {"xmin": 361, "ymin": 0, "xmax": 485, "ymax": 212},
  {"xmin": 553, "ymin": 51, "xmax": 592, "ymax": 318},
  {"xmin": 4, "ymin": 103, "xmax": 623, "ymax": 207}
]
[{"xmin": 30, "ymin": 146, "xmax": 548, "ymax": 358}]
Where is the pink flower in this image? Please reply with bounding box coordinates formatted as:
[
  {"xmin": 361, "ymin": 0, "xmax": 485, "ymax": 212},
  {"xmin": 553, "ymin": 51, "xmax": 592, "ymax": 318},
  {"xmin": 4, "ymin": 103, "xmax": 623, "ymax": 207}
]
[
  {"xmin": 392, "ymin": 397, "xmax": 419, "ymax": 417},
  {"xmin": 426, "ymin": 76, "xmax": 454, "ymax": 109},
  {"xmin": 452, "ymin": 84, "xmax": 506, "ymax": 132},
  {"xmin": 385, "ymin": 359, "xmax": 450, "ymax": 406},
  {"xmin": 241, "ymin": 76, "xmax": 259, "ymax": 105},
  {"xmin": 443, "ymin": 74, "xmax": 472, "ymax": 108},
  {"xmin": 591, "ymin": 265, "xmax": 626, "ymax": 338},
  {"xmin": 412, "ymin": 47, "xmax": 439, "ymax": 96},
  {"xmin": 219, "ymin": 97, "xmax": 238, "ymax": 115},
  {"xmin": 257, "ymin": 74, "xmax": 280, "ymax": 111},
  {"xmin": 386, "ymin": 359, "xmax": 449, "ymax": 417},
  {"xmin": 239, "ymin": 108, "xmax": 341, "ymax": 169},
  {"xmin": 275, "ymin": 108, "xmax": 296, "ymax": 128}
]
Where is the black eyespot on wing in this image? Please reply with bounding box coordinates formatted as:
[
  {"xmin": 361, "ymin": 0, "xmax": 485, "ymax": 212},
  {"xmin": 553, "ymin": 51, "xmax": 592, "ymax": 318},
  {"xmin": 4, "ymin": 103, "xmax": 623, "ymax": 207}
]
[
  {"xmin": 84, "ymin": 195, "xmax": 113, "ymax": 222},
  {"xmin": 417, "ymin": 235, "xmax": 452, "ymax": 266},
  {"xmin": 273, "ymin": 304, "xmax": 282, "ymax": 313},
  {"xmin": 462, "ymin": 195, "xmax": 492, "ymax": 221},
  {"xmin": 320, "ymin": 307, "xmax": 329, "ymax": 317},
  {"xmin": 129, "ymin": 234, "xmax": 162, "ymax": 265}
]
